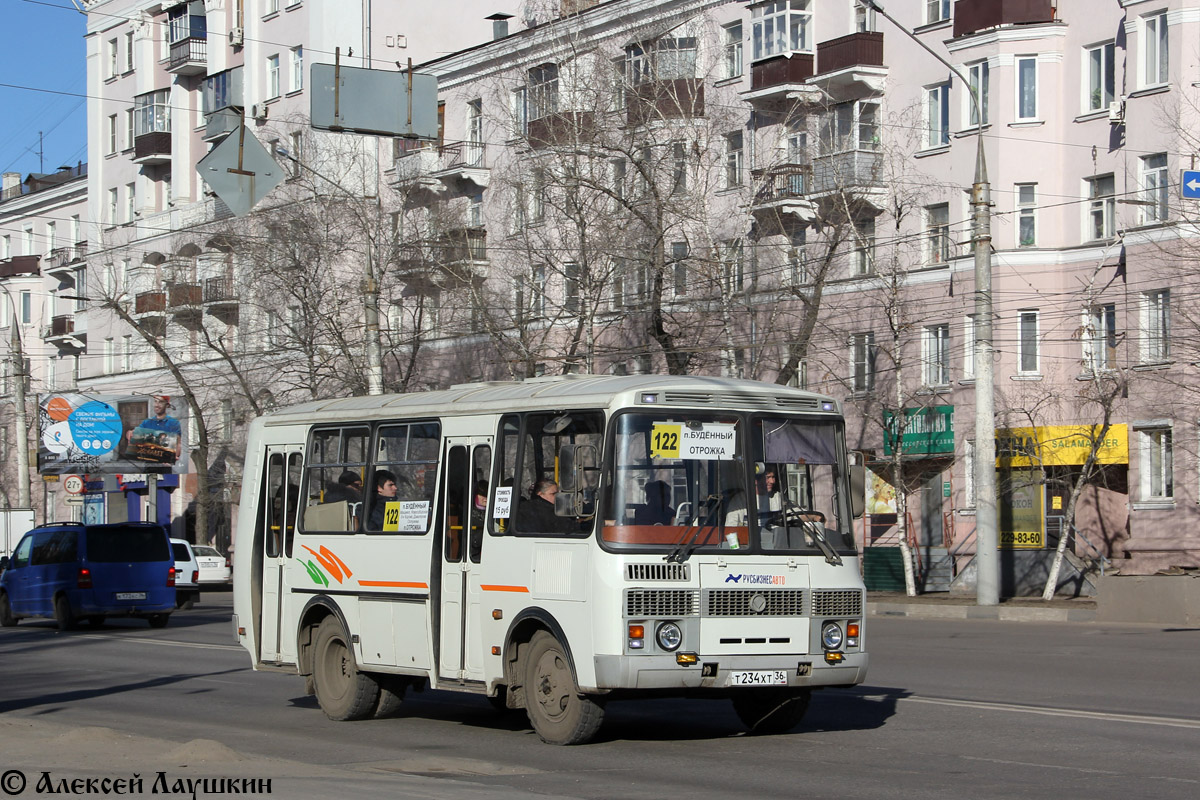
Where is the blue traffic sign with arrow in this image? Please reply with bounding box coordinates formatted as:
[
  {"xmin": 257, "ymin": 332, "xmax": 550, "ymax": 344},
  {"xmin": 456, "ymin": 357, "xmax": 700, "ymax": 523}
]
[{"xmin": 1182, "ymin": 170, "xmax": 1200, "ymax": 199}]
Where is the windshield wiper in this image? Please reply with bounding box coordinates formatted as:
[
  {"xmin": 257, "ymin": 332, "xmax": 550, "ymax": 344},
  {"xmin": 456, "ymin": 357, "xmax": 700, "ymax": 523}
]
[
  {"xmin": 777, "ymin": 502, "xmax": 843, "ymax": 566},
  {"xmin": 666, "ymin": 488, "xmax": 740, "ymax": 564}
]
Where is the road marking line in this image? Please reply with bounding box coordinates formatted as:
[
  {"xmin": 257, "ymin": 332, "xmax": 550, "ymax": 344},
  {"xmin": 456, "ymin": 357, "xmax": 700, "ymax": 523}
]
[{"xmin": 899, "ymin": 695, "xmax": 1200, "ymax": 729}]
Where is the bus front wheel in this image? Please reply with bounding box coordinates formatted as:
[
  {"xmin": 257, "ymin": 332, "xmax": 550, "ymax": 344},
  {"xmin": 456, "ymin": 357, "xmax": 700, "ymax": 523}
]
[
  {"xmin": 731, "ymin": 688, "xmax": 811, "ymax": 734},
  {"xmin": 523, "ymin": 630, "xmax": 604, "ymax": 745},
  {"xmin": 313, "ymin": 619, "xmax": 380, "ymax": 721}
]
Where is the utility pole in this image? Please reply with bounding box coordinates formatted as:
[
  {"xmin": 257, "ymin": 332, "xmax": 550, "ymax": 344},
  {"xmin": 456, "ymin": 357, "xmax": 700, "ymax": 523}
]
[
  {"xmin": 11, "ymin": 321, "xmax": 30, "ymax": 509},
  {"xmin": 861, "ymin": 0, "xmax": 999, "ymax": 604}
]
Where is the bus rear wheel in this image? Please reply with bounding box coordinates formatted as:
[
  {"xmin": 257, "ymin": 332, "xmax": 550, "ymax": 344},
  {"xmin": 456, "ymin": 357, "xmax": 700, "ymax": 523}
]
[
  {"xmin": 731, "ymin": 688, "xmax": 811, "ymax": 735},
  {"xmin": 523, "ymin": 630, "xmax": 604, "ymax": 745},
  {"xmin": 313, "ymin": 619, "xmax": 379, "ymax": 721}
]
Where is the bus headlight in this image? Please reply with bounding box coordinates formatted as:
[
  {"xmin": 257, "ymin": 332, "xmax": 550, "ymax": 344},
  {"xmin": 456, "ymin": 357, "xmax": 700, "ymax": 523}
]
[
  {"xmin": 656, "ymin": 622, "xmax": 683, "ymax": 651},
  {"xmin": 821, "ymin": 622, "xmax": 843, "ymax": 650}
]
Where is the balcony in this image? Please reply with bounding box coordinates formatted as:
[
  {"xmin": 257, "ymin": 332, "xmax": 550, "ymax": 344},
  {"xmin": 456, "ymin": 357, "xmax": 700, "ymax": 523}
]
[
  {"xmin": 810, "ymin": 147, "xmax": 885, "ymax": 204},
  {"xmin": 626, "ymin": 79, "xmax": 704, "ymax": 126},
  {"xmin": 203, "ymin": 276, "xmax": 238, "ymax": 321},
  {"xmin": 813, "ymin": 32, "xmax": 886, "ymax": 96},
  {"xmin": 0, "ymin": 255, "xmax": 40, "ymax": 279},
  {"xmin": 741, "ymin": 54, "xmax": 818, "ymax": 105},
  {"xmin": 953, "ymin": 0, "xmax": 1057, "ymax": 38},
  {"xmin": 133, "ymin": 131, "xmax": 172, "ymax": 165},
  {"xmin": 167, "ymin": 36, "xmax": 207, "ymax": 76},
  {"xmin": 390, "ymin": 147, "xmax": 446, "ymax": 202},
  {"xmin": 45, "ymin": 245, "xmax": 85, "ymax": 285},
  {"xmin": 204, "ymin": 107, "xmax": 242, "ymax": 142},
  {"xmin": 527, "ymin": 111, "xmax": 596, "ymax": 150},
  {"xmin": 134, "ymin": 290, "xmax": 167, "ymax": 335},
  {"xmin": 750, "ymin": 164, "xmax": 818, "ymax": 234},
  {"xmin": 42, "ymin": 314, "xmax": 85, "ymax": 353},
  {"xmin": 433, "ymin": 228, "xmax": 489, "ymax": 283},
  {"xmin": 431, "ymin": 142, "xmax": 489, "ymax": 192}
]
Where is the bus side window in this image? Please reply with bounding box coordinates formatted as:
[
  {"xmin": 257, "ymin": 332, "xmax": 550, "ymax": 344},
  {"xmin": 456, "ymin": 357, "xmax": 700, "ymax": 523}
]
[{"xmin": 265, "ymin": 453, "xmax": 285, "ymax": 558}]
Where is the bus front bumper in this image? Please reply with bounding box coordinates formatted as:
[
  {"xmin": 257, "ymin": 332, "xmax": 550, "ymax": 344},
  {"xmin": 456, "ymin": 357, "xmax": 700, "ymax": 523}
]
[{"xmin": 591, "ymin": 652, "xmax": 867, "ymax": 692}]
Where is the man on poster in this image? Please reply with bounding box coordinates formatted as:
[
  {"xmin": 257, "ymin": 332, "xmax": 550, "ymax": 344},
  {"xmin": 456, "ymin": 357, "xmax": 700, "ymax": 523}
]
[{"xmin": 126, "ymin": 395, "xmax": 183, "ymax": 464}]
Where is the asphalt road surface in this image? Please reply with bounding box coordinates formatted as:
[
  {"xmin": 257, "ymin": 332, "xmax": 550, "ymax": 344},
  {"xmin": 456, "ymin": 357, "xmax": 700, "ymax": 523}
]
[{"xmin": 1, "ymin": 594, "xmax": 1197, "ymax": 800}]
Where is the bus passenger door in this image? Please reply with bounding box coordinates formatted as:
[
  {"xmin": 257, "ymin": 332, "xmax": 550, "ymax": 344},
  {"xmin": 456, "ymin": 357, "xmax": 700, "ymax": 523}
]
[
  {"xmin": 260, "ymin": 446, "xmax": 302, "ymax": 663},
  {"xmin": 438, "ymin": 438, "xmax": 491, "ymax": 682}
]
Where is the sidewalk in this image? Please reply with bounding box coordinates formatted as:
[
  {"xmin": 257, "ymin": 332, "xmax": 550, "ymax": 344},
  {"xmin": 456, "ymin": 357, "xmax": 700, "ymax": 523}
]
[{"xmin": 867, "ymin": 591, "xmax": 1098, "ymax": 623}]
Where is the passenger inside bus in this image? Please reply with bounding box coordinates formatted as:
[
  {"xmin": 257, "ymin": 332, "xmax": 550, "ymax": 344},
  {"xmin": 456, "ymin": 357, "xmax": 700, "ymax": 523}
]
[
  {"xmin": 368, "ymin": 469, "xmax": 398, "ymax": 530},
  {"xmin": 516, "ymin": 480, "xmax": 577, "ymax": 533},
  {"xmin": 632, "ymin": 480, "xmax": 675, "ymax": 525},
  {"xmin": 469, "ymin": 480, "xmax": 488, "ymax": 560}
]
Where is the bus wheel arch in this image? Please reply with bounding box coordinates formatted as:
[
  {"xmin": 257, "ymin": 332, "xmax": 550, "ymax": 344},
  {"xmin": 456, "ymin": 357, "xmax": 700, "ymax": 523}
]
[
  {"xmin": 295, "ymin": 596, "xmax": 347, "ymax": 680},
  {"xmin": 502, "ymin": 608, "xmax": 573, "ymax": 710}
]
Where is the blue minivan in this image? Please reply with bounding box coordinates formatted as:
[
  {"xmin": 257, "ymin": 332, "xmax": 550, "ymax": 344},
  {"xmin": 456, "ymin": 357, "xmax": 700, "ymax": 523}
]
[{"xmin": 0, "ymin": 522, "xmax": 175, "ymax": 630}]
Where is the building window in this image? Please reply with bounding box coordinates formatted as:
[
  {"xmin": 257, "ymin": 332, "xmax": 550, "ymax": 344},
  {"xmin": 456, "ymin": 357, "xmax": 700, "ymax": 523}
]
[
  {"xmin": 923, "ymin": 324, "xmax": 951, "ymax": 386},
  {"xmin": 528, "ymin": 64, "xmax": 559, "ymax": 121},
  {"xmin": 671, "ymin": 241, "xmax": 689, "ymax": 295},
  {"xmin": 1018, "ymin": 310, "xmax": 1039, "ymax": 373},
  {"xmin": 963, "ymin": 314, "xmax": 976, "ymax": 379},
  {"xmin": 126, "ymin": 182, "xmax": 136, "ymax": 222},
  {"xmin": 751, "ymin": 1, "xmax": 813, "ymax": 62},
  {"xmin": 672, "ymin": 141, "xmax": 687, "ymax": 194},
  {"xmin": 855, "ymin": 2, "xmax": 877, "ymax": 32},
  {"xmin": 45, "ymin": 222, "xmax": 56, "ymax": 253},
  {"xmin": 1143, "ymin": 11, "xmax": 1168, "ymax": 87},
  {"xmin": 724, "ymin": 131, "xmax": 743, "ymax": 188},
  {"xmin": 851, "ymin": 332, "xmax": 876, "ymax": 393},
  {"xmin": 1084, "ymin": 303, "xmax": 1117, "ymax": 372},
  {"xmin": 466, "ymin": 99, "xmax": 483, "ymax": 165},
  {"xmin": 821, "ymin": 100, "xmax": 879, "ymax": 153},
  {"xmin": 564, "ymin": 263, "xmax": 580, "ymax": 314},
  {"xmin": 531, "ymin": 264, "xmax": 547, "ymax": 318},
  {"xmin": 265, "ymin": 0, "xmax": 279, "ymax": 14},
  {"xmin": 722, "ymin": 240, "xmax": 744, "ymax": 294},
  {"xmin": 967, "ymin": 61, "xmax": 989, "ymax": 126},
  {"xmin": 125, "ymin": 30, "xmax": 135, "ymax": 72},
  {"xmin": 107, "ymin": 38, "xmax": 118, "ymax": 78},
  {"xmin": 108, "ymin": 188, "xmax": 118, "ymax": 225},
  {"xmin": 1140, "ymin": 153, "xmax": 1169, "ymax": 224},
  {"xmin": 267, "ymin": 54, "xmax": 280, "ymax": 98},
  {"xmin": 1139, "ymin": 427, "xmax": 1173, "ymax": 500},
  {"xmin": 1086, "ymin": 174, "xmax": 1116, "ymax": 240},
  {"xmin": 124, "ymin": 108, "xmax": 134, "ymax": 150},
  {"xmin": 926, "ymin": 0, "xmax": 950, "ymax": 25},
  {"xmin": 1017, "ymin": 184, "xmax": 1036, "ymax": 246},
  {"xmin": 108, "ymin": 114, "xmax": 118, "ymax": 154},
  {"xmin": 853, "ymin": 217, "xmax": 875, "ymax": 275},
  {"xmin": 926, "ymin": 83, "xmax": 950, "ymax": 148},
  {"xmin": 1016, "ymin": 56, "xmax": 1037, "ymax": 120},
  {"xmin": 290, "ymin": 46, "xmax": 303, "ymax": 92},
  {"xmin": 104, "ymin": 339, "xmax": 115, "ymax": 374},
  {"xmin": 1086, "ymin": 42, "xmax": 1115, "ymax": 113},
  {"xmin": 927, "ymin": 203, "xmax": 951, "ymax": 263},
  {"xmin": 221, "ymin": 399, "xmax": 234, "ymax": 440},
  {"xmin": 723, "ymin": 22, "xmax": 743, "ymax": 79},
  {"xmin": 20, "ymin": 290, "xmax": 31, "ymax": 325},
  {"xmin": 626, "ymin": 32, "xmax": 698, "ymax": 85},
  {"xmin": 122, "ymin": 335, "xmax": 132, "ymax": 372},
  {"xmin": 787, "ymin": 229, "xmax": 807, "ymax": 284},
  {"xmin": 134, "ymin": 89, "xmax": 171, "ymax": 136},
  {"xmin": 510, "ymin": 86, "xmax": 527, "ymax": 136},
  {"xmin": 1141, "ymin": 289, "xmax": 1170, "ymax": 363}
]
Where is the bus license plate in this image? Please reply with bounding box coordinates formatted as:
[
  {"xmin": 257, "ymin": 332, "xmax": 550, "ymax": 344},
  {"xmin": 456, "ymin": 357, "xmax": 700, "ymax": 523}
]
[
  {"xmin": 728, "ymin": 670, "xmax": 788, "ymax": 686},
  {"xmin": 116, "ymin": 592, "xmax": 146, "ymax": 601}
]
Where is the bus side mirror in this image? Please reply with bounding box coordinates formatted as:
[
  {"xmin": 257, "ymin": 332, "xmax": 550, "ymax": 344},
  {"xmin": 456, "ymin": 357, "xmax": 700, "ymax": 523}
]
[{"xmin": 849, "ymin": 465, "xmax": 866, "ymax": 519}]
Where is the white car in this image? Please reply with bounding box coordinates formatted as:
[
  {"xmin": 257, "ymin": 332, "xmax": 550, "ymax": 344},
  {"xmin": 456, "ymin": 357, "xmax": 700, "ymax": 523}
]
[
  {"xmin": 170, "ymin": 538, "xmax": 201, "ymax": 609},
  {"xmin": 192, "ymin": 545, "xmax": 231, "ymax": 586}
]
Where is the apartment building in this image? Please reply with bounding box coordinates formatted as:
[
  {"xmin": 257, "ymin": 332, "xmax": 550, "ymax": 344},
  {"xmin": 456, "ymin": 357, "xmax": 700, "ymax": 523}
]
[
  {"xmin": 67, "ymin": 0, "xmax": 1200, "ymax": 580},
  {"xmin": 0, "ymin": 166, "xmax": 89, "ymax": 515}
]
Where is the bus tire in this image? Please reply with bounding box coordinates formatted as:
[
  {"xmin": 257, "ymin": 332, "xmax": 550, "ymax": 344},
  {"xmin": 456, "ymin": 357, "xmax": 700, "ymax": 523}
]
[
  {"xmin": 313, "ymin": 619, "xmax": 379, "ymax": 721},
  {"xmin": 523, "ymin": 630, "xmax": 604, "ymax": 745},
  {"xmin": 0, "ymin": 592, "xmax": 16, "ymax": 627},
  {"xmin": 731, "ymin": 688, "xmax": 811, "ymax": 735},
  {"xmin": 372, "ymin": 676, "xmax": 406, "ymax": 718}
]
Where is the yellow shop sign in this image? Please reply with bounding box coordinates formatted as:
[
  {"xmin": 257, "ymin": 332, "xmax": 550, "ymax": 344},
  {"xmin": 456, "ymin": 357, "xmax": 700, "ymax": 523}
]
[{"xmin": 996, "ymin": 424, "xmax": 1128, "ymax": 468}]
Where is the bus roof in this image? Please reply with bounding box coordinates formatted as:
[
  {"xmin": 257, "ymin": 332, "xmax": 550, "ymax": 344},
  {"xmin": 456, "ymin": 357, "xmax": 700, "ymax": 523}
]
[{"xmin": 259, "ymin": 375, "xmax": 839, "ymax": 427}]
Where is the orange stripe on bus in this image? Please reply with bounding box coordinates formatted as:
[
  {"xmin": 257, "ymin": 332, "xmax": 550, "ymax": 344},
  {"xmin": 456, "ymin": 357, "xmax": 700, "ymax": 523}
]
[
  {"xmin": 358, "ymin": 580, "xmax": 429, "ymax": 589},
  {"xmin": 481, "ymin": 584, "xmax": 530, "ymax": 593}
]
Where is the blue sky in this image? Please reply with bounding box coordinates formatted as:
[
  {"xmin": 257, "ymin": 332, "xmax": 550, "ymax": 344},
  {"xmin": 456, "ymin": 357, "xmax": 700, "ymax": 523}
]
[{"xmin": 0, "ymin": 0, "xmax": 89, "ymax": 178}]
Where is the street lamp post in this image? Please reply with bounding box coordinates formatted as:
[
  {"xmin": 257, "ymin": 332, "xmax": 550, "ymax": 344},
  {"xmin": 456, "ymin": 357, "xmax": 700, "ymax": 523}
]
[
  {"xmin": 861, "ymin": 0, "xmax": 999, "ymax": 605},
  {"xmin": 9, "ymin": 316, "xmax": 30, "ymax": 509}
]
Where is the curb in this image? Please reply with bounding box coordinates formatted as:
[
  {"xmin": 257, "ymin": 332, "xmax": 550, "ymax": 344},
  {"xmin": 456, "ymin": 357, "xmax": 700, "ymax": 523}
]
[{"xmin": 868, "ymin": 601, "xmax": 1097, "ymax": 623}]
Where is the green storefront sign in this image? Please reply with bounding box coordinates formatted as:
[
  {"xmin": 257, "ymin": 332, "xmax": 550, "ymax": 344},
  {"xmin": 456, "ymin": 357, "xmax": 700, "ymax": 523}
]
[{"xmin": 883, "ymin": 406, "xmax": 955, "ymax": 456}]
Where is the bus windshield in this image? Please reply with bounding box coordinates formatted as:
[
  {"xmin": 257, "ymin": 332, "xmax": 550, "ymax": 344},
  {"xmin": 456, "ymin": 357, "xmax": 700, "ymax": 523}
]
[{"xmin": 603, "ymin": 411, "xmax": 856, "ymax": 557}]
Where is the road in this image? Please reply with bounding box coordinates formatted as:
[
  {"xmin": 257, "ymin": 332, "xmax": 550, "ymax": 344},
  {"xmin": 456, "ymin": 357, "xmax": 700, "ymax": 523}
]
[{"xmin": 1, "ymin": 594, "xmax": 1198, "ymax": 799}]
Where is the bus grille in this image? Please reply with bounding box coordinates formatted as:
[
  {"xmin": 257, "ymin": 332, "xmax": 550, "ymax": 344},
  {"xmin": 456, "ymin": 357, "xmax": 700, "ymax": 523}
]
[
  {"xmin": 626, "ymin": 589, "xmax": 700, "ymax": 617},
  {"xmin": 705, "ymin": 589, "xmax": 805, "ymax": 617},
  {"xmin": 625, "ymin": 563, "xmax": 690, "ymax": 582},
  {"xmin": 811, "ymin": 589, "xmax": 863, "ymax": 617}
]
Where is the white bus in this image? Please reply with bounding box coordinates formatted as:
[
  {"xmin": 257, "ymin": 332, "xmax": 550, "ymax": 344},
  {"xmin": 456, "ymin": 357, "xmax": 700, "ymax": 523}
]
[{"xmin": 232, "ymin": 375, "xmax": 868, "ymax": 744}]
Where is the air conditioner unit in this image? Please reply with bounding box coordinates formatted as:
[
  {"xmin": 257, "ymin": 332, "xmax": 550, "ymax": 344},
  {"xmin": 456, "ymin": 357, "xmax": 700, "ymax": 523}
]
[
  {"xmin": 251, "ymin": 103, "xmax": 268, "ymax": 121},
  {"xmin": 1108, "ymin": 99, "xmax": 1125, "ymax": 124},
  {"xmin": 229, "ymin": 27, "xmax": 244, "ymax": 46}
]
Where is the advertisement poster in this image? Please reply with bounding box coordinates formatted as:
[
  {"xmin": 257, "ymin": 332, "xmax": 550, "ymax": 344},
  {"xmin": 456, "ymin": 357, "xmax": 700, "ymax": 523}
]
[
  {"xmin": 998, "ymin": 468, "xmax": 1045, "ymax": 549},
  {"xmin": 865, "ymin": 468, "xmax": 897, "ymax": 515},
  {"xmin": 38, "ymin": 393, "xmax": 188, "ymax": 475}
]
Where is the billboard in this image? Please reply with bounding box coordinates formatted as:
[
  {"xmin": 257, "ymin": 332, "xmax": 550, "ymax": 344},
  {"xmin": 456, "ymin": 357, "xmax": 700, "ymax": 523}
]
[{"xmin": 38, "ymin": 393, "xmax": 188, "ymax": 475}]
